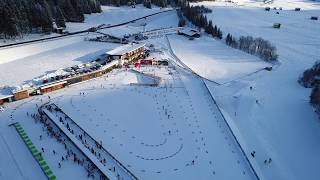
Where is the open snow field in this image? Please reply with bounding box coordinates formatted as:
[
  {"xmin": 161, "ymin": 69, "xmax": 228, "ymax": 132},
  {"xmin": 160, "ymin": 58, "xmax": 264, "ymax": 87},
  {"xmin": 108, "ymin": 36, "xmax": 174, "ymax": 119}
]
[
  {"xmin": 182, "ymin": 0, "xmax": 320, "ymax": 180},
  {"xmin": 168, "ymin": 35, "xmax": 269, "ymax": 84},
  {"xmin": 0, "ymin": 66, "xmax": 257, "ymax": 179}
]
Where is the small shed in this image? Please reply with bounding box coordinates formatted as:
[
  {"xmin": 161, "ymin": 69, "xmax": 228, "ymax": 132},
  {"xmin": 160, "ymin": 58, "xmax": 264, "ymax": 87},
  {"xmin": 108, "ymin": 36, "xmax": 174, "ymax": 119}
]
[
  {"xmin": 39, "ymin": 81, "xmax": 67, "ymax": 94},
  {"xmin": 159, "ymin": 60, "xmax": 169, "ymax": 66},
  {"xmin": 273, "ymin": 23, "xmax": 281, "ymax": 28},
  {"xmin": 54, "ymin": 27, "xmax": 65, "ymax": 34},
  {"xmin": 178, "ymin": 28, "xmax": 201, "ymax": 38}
]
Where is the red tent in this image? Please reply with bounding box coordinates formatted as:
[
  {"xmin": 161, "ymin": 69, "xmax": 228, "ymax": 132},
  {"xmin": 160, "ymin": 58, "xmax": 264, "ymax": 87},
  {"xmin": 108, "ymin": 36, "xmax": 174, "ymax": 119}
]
[{"xmin": 135, "ymin": 62, "xmax": 141, "ymax": 68}]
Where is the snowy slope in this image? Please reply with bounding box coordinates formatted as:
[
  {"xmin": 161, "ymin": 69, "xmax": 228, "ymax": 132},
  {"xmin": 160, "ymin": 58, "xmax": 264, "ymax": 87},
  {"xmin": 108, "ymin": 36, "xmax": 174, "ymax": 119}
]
[{"xmin": 168, "ymin": 35, "xmax": 269, "ymax": 84}]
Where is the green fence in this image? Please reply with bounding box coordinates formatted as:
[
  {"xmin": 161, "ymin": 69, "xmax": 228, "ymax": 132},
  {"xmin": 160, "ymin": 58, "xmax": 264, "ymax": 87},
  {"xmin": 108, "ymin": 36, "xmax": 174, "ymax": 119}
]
[{"xmin": 14, "ymin": 122, "xmax": 56, "ymax": 180}]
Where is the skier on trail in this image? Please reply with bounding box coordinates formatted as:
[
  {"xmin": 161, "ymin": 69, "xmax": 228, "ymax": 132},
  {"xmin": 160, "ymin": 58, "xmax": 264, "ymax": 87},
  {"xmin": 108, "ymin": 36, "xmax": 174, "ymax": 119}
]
[{"xmin": 251, "ymin": 151, "xmax": 256, "ymax": 158}]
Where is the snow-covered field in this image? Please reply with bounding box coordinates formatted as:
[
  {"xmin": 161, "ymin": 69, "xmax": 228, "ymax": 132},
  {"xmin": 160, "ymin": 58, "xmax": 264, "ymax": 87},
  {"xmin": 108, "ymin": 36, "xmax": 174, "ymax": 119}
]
[
  {"xmin": 181, "ymin": 0, "xmax": 320, "ymax": 180},
  {"xmin": 0, "ymin": 66, "xmax": 257, "ymax": 179},
  {"xmin": 168, "ymin": 35, "xmax": 269, "ymax": 84}
]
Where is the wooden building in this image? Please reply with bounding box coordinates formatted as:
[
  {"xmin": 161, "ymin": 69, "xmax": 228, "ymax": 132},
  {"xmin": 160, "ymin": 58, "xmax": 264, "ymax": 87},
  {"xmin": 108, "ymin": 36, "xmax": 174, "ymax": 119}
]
[
  {"xmin": 40, "ymin": 81, "xmax": 67, "ymax": 94},
  {"xmin": 13, "ymin": 89, "xmax": 29, "ymax": 101},
  {"xmin": 107, "ymin": 43, "xmax": 145, "ymax": 66}
]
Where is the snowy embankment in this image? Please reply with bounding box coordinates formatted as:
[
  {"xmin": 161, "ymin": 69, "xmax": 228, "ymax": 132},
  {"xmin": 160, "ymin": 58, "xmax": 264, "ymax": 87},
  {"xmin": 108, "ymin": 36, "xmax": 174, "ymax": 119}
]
[
  {"xmin": 189, "ymin": 0, "xmax": 320, "ymax": 180},
  {"xmin": 168, "ymin": 35, "xmax": 269, "ymax": 84}
]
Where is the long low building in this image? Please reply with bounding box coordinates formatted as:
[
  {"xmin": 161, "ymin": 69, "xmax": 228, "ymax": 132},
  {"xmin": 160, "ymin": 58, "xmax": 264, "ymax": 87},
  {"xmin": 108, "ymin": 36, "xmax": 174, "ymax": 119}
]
[
  {"xmin": 107, "ymin": 43, "xmax": 145, "ymax": 66},
  {"xmin": 0, "ymin": 46, "xmax": 128, "ymax": 105},
  {"xmin": 39, "ymin": 81, "xmax": 68, "ymax": 94},
  {"xmin": 0, "ymin": 87, "xmax": 14, "ymax": 105},
  {"xmin": 13, "ymin": 89, "xmax": 30, "ymax": 100},
  {"xmin": 0, "ymin": 87, "xmax": 32, "ymax": 105}
]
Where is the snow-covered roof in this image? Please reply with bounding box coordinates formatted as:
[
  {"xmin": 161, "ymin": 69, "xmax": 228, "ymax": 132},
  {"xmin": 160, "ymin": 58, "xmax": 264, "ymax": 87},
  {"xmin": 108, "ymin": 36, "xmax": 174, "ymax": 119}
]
[
  {"xmin": 0, "ymin": 87, "xmax": 14, "ymax": 99},
  {"xmin": 107, "ymin": 43, "xmax": 145, "ymax": 56},
  {"xmin": 179, "ymin": 28, "xmax": 200, "ymax": 37},
  {"xmin": 39, "ymin": 81, "xmax": 67, "ymax": 90}
]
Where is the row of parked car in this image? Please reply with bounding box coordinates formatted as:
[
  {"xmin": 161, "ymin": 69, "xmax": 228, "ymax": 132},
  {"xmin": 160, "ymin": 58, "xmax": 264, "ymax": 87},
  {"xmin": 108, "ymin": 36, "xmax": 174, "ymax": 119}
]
[{"xmin": 41, "ymin": 55, "xmax": 111, "ymax": 84}]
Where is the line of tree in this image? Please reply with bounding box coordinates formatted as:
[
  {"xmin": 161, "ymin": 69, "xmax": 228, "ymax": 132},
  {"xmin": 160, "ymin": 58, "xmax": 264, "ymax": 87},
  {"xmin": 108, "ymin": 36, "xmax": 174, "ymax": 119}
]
[
  {"xmin": 143, "ymin": 0, "xmax": 152, "ymax": 8},
  {"xmin": 299, "ymin": 61, "xmax": 320, "ymax": 88},
  {"xmin": 299, "ymin": 61, "xmax": 320, "ymax": 115},
  {"xmin": 99, "ymin": 0, "xmax": 168, "ymax": 8},
  {"xmin": 226, "ymin": 34, "xmax": 278, "ymax": 61},
  {"xmin": 151, "ymin": 0, "xmax": 168, "ymax": 7},
  {"xmin": 99, "ymin": 0, "xmax": 139, "ymax": 6},
  {"xmin": 176, "ymin": 0, "xmax": 222, "ymax": 39},
  {"xmin": 0, "ymin": 0, "xmax": 102, "ymax": 38},
  {"xmin": 192, "ymin": 5, "xmax": 212, "ymax": 14},
  {"xmin": 310, "ymin": 85, "xmax": 320, "ymax": 114},
  {"xmin": 186, "ymin": 0, "xmax": 217, "ymax": 2},
  {"xmin": 177, "ymin": 9, "xmax": 186, "ymax": 27}
]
